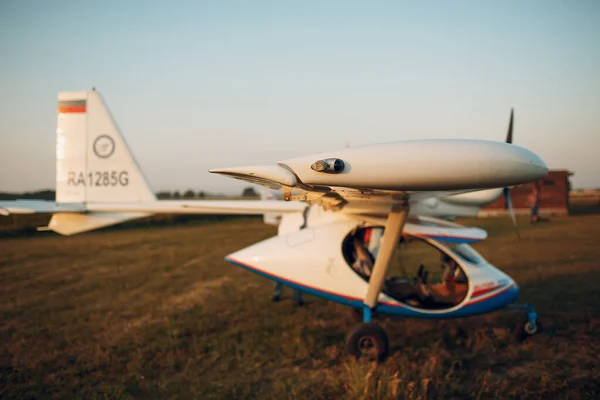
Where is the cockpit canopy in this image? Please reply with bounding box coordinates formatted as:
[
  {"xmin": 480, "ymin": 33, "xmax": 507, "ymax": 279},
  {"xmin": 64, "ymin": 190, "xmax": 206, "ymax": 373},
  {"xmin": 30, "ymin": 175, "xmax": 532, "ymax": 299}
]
[{"xmin": 342, "ymin": 226, "xmax": 480, "ymax": 310}]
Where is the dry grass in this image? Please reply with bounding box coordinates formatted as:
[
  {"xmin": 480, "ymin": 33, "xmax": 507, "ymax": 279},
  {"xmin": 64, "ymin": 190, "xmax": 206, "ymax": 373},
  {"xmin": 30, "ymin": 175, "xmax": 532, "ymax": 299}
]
[{"xmin": 1, "ymin": 215, "xmax": 599, "ymax": 399}]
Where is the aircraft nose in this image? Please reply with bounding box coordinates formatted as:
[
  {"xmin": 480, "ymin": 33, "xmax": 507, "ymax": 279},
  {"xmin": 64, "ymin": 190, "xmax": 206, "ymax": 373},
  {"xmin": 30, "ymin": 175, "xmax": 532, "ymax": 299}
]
[{"xmin": 506, "ymin": 280, "xmax": 520, "ymax": 304}]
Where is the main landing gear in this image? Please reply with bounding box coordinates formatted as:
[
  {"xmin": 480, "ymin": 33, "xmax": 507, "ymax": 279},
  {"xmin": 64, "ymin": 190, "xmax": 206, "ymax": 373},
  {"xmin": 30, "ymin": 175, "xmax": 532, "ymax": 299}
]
[
  {"xmin": 347, "ymin": 307, "xmax": 389, "ymax": 363},
  {"xmin": 347, "ymin": 204, "xmax": 408, "ymax": 363},
  {"xmin": 346, "ymin": 320, "xmax": 389, "ymax": 363}
]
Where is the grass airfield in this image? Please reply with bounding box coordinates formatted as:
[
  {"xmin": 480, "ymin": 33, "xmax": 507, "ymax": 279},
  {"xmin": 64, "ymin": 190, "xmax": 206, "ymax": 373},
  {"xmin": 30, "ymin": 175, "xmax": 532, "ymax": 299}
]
[{"xmin": 1, "ymin": 214, "xmax": 599, "ymax": 399}]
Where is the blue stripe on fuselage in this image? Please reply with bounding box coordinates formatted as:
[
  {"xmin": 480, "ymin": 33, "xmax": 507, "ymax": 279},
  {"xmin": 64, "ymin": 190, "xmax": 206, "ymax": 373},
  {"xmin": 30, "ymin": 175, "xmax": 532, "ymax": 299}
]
[
  {"xmin": 225, "ymin": 257, "xmax": 519, "ymax": 319},
  {"xmin": 421, "ymin": 235, "xmax": 480, "ymax": 243}
]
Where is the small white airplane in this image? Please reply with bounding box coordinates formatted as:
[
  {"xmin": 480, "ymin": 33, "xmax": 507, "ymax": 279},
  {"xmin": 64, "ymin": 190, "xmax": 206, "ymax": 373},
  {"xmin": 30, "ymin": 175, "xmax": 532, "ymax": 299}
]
[{"xmin": 1, "ymin": 90, "xmax": 548, "ymax": 362}]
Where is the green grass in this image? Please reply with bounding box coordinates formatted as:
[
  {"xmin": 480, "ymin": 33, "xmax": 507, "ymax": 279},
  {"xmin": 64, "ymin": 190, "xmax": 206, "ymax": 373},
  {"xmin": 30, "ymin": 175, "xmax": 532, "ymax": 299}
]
[{"xmin": 1, "ymin": 215, "xmax": 599, "ymax": 399}]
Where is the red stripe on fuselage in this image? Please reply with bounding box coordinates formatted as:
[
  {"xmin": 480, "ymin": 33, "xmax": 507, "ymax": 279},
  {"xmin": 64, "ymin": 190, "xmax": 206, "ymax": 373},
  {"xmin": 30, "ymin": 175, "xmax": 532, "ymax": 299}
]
[
  {"xmin": 466, "ymin": 284, "xmax": 514, "ymax": 305},
  {"xmin": 472, "ymin": 284, "xmax": 507, "ymax": 298},
  {"xmin": 228, "ymin": 257, "xmax": 513, "ymax": 310}
]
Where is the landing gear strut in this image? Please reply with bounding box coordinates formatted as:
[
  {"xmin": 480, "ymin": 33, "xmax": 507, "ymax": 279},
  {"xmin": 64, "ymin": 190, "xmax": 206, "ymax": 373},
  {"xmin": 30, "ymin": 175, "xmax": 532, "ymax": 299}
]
[
  {"xmin": 347, "ymin": 204, "xmax": 408, "ymax": 362},
  {"xmin": 350, "ymin": 307, "xmax": 380, "ymax": 323}
]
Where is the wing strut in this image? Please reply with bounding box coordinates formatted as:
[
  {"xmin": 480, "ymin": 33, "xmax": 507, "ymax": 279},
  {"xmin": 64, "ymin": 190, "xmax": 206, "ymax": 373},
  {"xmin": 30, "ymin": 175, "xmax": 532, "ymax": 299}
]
[{"xmin": 363, "ymin": 204, "xmax": 409, "ymax": 318}]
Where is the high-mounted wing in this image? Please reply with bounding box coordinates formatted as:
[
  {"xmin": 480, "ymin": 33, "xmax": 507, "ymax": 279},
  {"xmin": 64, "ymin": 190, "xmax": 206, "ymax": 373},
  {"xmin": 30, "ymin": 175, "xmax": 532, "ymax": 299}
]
[{"xmin": 210, "ymin": 138, "xmax": 548, "ymax": 216}]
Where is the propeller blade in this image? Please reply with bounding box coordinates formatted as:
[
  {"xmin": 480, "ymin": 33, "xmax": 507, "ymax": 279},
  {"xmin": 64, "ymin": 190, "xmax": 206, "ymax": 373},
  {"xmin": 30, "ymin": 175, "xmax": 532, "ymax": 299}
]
[
  {"xmin": 506, "ymin": 108, "xmax": 514, "ymax": 144},
  {"xmin": 503, "ymin": 186, "xmax": 521, "ymax": 239},
  {"xmin": 503, "ymin": 109, "xmax": 519, "ymax": 238}
]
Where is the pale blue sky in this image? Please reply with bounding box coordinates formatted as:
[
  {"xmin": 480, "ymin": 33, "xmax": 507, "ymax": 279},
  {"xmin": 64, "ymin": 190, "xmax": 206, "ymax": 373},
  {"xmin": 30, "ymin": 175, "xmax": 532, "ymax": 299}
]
[{"xmin": 1, "ymin": 0, "xmax": 598, "ymax": 194}]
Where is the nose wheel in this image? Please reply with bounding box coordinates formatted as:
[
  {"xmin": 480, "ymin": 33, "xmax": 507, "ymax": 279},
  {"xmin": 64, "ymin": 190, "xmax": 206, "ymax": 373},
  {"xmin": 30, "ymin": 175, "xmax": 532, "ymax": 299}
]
[
  {"xmin": 346, "ymin": 323, "xmax": 389, "ymax": 363},
  {"xmin": 509, "ymin": 304, "xmax": 540, "ymax": 341}
]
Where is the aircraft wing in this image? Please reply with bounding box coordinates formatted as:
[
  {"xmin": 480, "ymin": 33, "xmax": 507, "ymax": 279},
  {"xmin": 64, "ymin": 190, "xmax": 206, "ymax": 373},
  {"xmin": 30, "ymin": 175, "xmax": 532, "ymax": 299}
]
[
  {"xmin": 84, "ymin": 200, "xmax": 306, "ymax": 215},
  {"xmin": 0, "ymin": 198, "xmax": 307, "ymax": 236},
  {"xmin": 209, "ymin": 139, "xmax": 548, "ymax": 217},
  {"xmin": 0, "ymin": 199, "xmax": 305, "ymax": 216},
  {"xmin": 208, "ymin": 171, "xmax": 492, "ymax": 218}
]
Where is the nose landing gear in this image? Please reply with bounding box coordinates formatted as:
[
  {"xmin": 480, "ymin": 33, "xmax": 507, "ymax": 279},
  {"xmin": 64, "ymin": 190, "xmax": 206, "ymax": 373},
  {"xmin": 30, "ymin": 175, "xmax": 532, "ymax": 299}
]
[{"xmin": 508, "ymin": 304, "xmax": 540, "ymax": 341}]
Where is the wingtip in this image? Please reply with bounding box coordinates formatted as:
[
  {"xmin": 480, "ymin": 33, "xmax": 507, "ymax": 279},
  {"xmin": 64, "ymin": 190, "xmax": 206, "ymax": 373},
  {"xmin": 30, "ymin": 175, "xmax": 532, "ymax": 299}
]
[
  {"xmin": 208, "ymin": 168, "xmax": 230, "ymax": 174},
  {"xmin": 207, "ymin": 165, "xmax": 298, "ymax": 187}
]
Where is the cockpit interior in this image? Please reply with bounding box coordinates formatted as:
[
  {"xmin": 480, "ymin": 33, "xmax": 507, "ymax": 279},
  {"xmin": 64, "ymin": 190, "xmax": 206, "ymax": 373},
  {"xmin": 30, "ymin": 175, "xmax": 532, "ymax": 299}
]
[{"xmin": 342, "ymin": 226, "xmax": 471, "ymax": 310}]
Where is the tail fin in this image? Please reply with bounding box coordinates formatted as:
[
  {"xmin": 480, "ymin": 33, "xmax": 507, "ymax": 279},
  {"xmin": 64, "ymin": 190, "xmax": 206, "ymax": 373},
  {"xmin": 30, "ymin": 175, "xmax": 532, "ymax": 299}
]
[
  {"xmin": 51, "ymin": 89, "xmax": 154, "ymax": 235},
  {"xmin": 56, "ymin": 90, "xmax": 155, "ymax": 204},
  {"xmin": 260, "ymin": 188, "xmax": 282, "ymax": 225}
]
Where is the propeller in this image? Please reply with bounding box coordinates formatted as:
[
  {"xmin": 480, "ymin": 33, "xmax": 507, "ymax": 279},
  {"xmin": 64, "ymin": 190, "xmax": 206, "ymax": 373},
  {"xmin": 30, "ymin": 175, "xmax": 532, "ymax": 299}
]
[
  {"xmin": 504, "ymin": 186, "xmax": 521, "ymax": 239},
  {"xmin": 503, "ymin": 108, "xmax": 521, "ymax": 239},
  {"xmin": 506, "ymin": 108, "xmax": 513, "ymax": 144}
]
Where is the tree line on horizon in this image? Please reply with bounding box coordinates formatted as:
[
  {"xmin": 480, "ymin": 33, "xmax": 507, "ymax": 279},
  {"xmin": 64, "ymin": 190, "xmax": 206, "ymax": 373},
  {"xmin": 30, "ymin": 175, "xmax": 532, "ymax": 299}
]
[{"xmin": 156, "ymin": 186, "xmax": 258, "ymax": 199}]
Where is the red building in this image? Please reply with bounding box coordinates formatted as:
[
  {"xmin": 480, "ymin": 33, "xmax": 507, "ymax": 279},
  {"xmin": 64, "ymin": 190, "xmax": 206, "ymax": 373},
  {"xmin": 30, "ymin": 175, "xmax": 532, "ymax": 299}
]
[{"xmin": 480, "ymin": 170, "xmax": 572, "ymax": 216}]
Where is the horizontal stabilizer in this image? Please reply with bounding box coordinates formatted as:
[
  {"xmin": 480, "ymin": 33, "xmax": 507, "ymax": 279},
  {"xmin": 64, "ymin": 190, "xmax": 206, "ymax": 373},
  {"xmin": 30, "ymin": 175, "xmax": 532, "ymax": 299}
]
[
  {"xmin": 0, "ymin": 200, "xmax": 85, "ymax": 215},
  {"xmin": 48, "ymin": 212, "xmax": 150, "ymax": 235}
]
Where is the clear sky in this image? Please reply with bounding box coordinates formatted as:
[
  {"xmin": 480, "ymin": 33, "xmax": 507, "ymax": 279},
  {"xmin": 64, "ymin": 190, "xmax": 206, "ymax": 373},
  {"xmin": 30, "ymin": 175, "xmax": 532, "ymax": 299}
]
[{"xmin": 1, "ymin": 0, "xmax": 599, "ymax": 194}]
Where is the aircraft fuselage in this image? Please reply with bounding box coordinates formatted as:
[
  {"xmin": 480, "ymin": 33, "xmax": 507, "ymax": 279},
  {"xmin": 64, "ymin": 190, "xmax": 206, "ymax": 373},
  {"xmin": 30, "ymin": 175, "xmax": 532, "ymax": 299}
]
[{"xmin": 225, "ymin": 209, "xmax": 519, "ymax": 319}]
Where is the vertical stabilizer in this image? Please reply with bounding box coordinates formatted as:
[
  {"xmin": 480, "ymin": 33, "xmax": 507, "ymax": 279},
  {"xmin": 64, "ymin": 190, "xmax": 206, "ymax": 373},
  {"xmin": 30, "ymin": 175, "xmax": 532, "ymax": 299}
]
[{"xmin": 56, "ymin": 90, "xmax": 156, "ymax": 204}]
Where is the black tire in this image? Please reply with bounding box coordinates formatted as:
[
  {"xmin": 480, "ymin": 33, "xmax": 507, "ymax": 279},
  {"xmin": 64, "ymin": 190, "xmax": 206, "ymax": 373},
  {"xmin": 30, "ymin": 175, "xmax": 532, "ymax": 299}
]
[
  {"xmin": 346, "ymin": 323, "xmax": 389, "ymax": 363},
  {"xmin": 524, "ymin": 320, "xmax": 539, "ymax": 335},
  {"xmin": 513, "ymin": 313, "xmax": 540, "ymax": 342}
]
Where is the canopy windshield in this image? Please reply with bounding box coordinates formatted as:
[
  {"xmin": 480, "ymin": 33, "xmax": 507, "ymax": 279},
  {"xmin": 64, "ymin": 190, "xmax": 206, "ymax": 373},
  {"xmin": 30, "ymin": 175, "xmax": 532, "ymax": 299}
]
[{"xmin": 342, "ymin": 226, "xmax": 471, "ymax": 310}]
